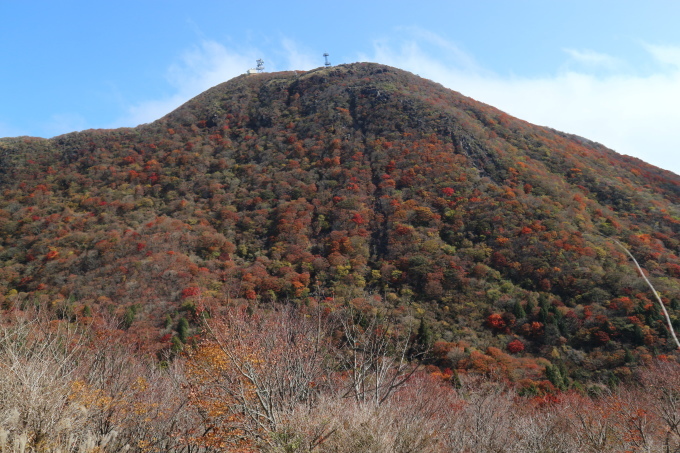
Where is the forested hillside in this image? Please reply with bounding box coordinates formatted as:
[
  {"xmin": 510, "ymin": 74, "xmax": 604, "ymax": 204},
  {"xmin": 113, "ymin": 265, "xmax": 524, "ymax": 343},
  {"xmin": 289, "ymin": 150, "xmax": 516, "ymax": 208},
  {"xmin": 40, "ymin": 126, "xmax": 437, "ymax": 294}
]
[{"xmin": 2, "ymin": 62, "xmax": 680, "ymax": 387}]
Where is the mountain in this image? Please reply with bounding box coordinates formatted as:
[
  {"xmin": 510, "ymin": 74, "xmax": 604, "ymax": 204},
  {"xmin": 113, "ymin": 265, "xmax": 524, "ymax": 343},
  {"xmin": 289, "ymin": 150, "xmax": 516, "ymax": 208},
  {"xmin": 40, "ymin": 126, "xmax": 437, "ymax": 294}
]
[{"xmin": 1, "ymin": 62, "xmax": 680, "ymax": 381}]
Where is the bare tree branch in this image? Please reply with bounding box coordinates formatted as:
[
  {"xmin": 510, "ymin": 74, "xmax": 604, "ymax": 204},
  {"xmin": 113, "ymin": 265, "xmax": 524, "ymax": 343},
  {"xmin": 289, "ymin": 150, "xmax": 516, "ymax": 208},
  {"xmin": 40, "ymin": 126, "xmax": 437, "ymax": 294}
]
[{"xmin": 614, "ymin": 239, "xmax": 680, "ymax": 350}]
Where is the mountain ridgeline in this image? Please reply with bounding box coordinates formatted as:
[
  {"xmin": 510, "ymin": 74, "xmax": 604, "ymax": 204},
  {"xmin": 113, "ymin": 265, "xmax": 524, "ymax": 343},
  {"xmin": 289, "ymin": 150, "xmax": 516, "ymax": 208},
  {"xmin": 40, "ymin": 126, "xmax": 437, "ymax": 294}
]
[{"xmin": 2, "ymin": 63, "xmax": 680, "ymax": 380}]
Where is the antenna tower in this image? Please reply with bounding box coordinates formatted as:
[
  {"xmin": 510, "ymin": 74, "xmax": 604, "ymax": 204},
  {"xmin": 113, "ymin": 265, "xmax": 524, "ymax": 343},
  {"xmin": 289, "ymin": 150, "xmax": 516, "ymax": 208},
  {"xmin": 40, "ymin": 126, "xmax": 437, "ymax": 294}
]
[
  {"xmin": 256, "ymin": 59, "xmax": 265, "ymax": 73},
  {"xmin": 323, "ymin": 53, "xmax": 331, "ymax": 67}
]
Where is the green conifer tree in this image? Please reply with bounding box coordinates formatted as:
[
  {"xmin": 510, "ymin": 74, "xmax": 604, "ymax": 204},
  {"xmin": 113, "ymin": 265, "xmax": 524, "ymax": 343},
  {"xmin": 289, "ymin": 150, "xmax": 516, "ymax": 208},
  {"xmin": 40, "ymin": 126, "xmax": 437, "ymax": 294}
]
[{"xmin": 177, "ymin": 317, "xmax": 190, "ymax": 343}]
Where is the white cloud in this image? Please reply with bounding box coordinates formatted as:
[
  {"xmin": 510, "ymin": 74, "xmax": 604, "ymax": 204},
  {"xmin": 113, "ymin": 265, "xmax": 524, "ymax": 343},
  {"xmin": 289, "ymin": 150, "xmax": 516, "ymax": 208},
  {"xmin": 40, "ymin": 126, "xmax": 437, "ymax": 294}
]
[
  {"xmin": 114, "ymin": 38, "xmax": 324, "ymax": 129},
  {"xmin": 359, "ymin": 31, "xmax": 485, "ymax": 79},
  {"xmin": 563, "ymin": 48, "xmax": 623, "ymax": 70},
  {"xmin": 113, "ymin": 40, "xmax": 260, "ymax": 128},
  {"xmin": 165, "ymin": 40, "xmax": 257, "ymax": 92},
  {"xmin": 393, "ymin": 26, "xmax": 484, "ymax": 74},
  {"xmin": 645, "ymin": 43, "xmax": 680, "ymax": 68},
  {"xmin": 121, "ymin": 96, "xmax": 190, "ymax": 130},
  {"xmin": 362, "ymin": 35, "xmax": 680, "ymax": 175},
  {"xmin": 279, "ymin": 39, "xmax": 317, "ymax": 71}
]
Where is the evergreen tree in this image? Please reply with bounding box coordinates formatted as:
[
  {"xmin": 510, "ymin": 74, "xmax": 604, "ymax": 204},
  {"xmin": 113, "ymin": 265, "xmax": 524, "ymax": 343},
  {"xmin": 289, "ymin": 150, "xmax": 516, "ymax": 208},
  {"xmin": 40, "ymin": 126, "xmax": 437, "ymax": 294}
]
[
  {"xmin": 415, "ymin": 318, "xmax": 433, "ymax": 351},
  {"xmin": 526, "ymin": 298, "xmax": 537, "ymax": 317},
  {"xmin": 633, "ymin": 324, "xmax": 646, "ymax": 345},
  {"xmin": 122, "ymin": 305, "xmax": 137, "ymax": 330},
  {"xmin": 624, "ymin": 348, "xmax": 635, "ymax": 363},
  {"xmin": 513, "ymin": 300, "xmax": 526, "ymax": 319},
  {"xmin": 171, "ymin": 335, "xmax": 183, "ymax": 353},
  {"xmin": 177, "ymin": 317, "xmax": 190, "ymax": 343},
  {"xmin": 545, "ymin": 364, "xmax": 566, "ymax": 391}
]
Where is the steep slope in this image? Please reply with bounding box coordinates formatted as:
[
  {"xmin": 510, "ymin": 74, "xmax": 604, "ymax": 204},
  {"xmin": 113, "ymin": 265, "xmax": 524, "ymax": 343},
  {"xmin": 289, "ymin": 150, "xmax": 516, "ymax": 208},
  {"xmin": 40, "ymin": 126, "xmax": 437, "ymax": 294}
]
[{"xmin": 1, "ymin": 63, "xmax": 680, "ymax": 381}]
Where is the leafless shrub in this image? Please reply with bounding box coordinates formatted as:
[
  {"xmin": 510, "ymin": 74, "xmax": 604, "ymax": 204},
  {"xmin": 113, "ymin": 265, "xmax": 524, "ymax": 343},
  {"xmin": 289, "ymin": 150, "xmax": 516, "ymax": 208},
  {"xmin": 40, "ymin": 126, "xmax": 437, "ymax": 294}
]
[
  {"xmin": 636, "ymin": 360, "xmax": 680, "ymax": 451},
  {"xmin": 0, "ymin": 318, "xmax": 91, "ymax": 451},
  {"xmin": 0, "ymin": 317, "xmax": 197, "ymax": 452},
  {"xmin": 268, "ymin": 373, "xmax": 452, "ymax": 453},
  {"xmin": 187, "ymin": 305, "xmax": 331, "ymax": 450},
  {"xmin": 331, "ymin": 306, "xmax": 419, "ymax": 407}
]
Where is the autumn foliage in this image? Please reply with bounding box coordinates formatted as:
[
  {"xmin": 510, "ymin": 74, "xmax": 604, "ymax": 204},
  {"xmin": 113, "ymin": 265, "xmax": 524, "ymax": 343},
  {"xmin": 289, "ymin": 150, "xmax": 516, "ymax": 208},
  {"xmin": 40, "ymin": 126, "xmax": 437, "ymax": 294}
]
[
  {"xmin": 0, "ymin": 62, "xmax": 680, "ymax": 406},
  {"xmin": 0, "ymin": 310, "xmax": 679, "ymax": 452}
]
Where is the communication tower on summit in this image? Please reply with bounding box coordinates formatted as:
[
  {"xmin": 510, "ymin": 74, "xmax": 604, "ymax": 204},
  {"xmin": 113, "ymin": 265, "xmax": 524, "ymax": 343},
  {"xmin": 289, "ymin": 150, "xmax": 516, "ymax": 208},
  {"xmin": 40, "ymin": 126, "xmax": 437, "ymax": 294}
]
[
  {"xmin": 246, "ymin": 59, "xmax": 265, "ymax": 75},
  {"xmin": 324, "ymin": 53, "xmax": 331, "ymax": 67}
]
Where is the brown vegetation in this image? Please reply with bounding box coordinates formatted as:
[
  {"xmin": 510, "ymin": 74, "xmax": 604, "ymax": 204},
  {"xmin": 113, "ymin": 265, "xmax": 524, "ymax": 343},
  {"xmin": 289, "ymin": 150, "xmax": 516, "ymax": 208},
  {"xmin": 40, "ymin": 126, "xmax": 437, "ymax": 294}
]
[{"xmin": 0, "ymin": 308, "xmax": 678, "ymax": 452}]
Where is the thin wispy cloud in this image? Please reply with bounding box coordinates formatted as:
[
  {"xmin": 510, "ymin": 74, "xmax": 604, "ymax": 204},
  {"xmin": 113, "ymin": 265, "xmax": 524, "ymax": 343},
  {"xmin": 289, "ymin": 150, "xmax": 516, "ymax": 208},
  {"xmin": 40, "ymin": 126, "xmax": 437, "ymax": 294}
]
[
  {"xmin": 395, "ymin": 26, "xmax": 484, "ymax": 74},
  {"xmin": 165, "ymin": 41, "xmax": 257, "ymax": 91},
  {"xmin": 360, "ymin": 31, "xmax": 487, "ymax": 82},
  {"xmin": 563, "ymin": 48, "xmax": 623, "ymax": 70},
  {"xmin": 645, "ymin": 43, "xmax": 680, "ymax": 68},
  {"xmin": 115, "ymin": 40, "xmax": 259, "ymax": 128},
  {"xmin": 279, "ymin": 39, "xmax": 317, "ymax": 71},
  {"xmin": 115, "ymin": 38, "xmax": 323, "ymax": 129}
]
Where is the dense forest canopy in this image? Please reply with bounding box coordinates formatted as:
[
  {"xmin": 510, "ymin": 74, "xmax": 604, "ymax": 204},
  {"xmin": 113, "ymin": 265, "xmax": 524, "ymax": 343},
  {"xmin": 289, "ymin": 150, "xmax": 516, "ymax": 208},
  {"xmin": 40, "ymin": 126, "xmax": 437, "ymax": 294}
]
[{"xmin": 1, "ymin": 62, "xmax": 680, "ymax": 385}]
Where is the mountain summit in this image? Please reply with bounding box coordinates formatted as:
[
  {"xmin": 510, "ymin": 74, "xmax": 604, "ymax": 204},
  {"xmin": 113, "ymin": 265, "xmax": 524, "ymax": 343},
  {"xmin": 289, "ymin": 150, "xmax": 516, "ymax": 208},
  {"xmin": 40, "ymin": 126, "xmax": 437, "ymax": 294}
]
[{"xmin": 1, "ymin": 63, "xmax": 679, "ymax": 377}]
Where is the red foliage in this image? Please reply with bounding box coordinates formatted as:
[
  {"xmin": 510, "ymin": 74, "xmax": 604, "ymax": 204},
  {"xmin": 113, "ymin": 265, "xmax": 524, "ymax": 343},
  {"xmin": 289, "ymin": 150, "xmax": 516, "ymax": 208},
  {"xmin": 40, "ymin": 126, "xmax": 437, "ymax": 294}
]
[
  {"xmin": 351, "ymin": 213, "xmax": 366, "ymax": 225},
  {"xmin": 181, "ymin": 287, "xmax": 201, "ymax": 298},
  {"xmin": 3, "ymin": 61, "xmax": 680, "ymax": 367},
  {"xmin": 394, "ymin": 224, "xmax": 412, "ymax": 236},
  {"xmin": 441, "ymin": 187, "xmax": 455, "ymax": 197},
  {"xmin": 486, "ymin": 313, "xmax": 506, "ymax": 331},
  {"xmin": 507, "ymin": 339, "xmax": 525, "ymax": 353},
  {"xmin": 593, "ymin": 330, "xmax": 610, "ymax": 345}
]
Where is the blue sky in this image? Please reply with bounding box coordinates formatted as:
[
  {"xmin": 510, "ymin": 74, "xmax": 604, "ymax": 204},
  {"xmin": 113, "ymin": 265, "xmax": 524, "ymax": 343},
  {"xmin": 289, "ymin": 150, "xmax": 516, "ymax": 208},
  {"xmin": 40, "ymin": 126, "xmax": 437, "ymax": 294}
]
[{"xmin": 3, "ymin": 1, "xmax": 680, "ymax": 174}]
